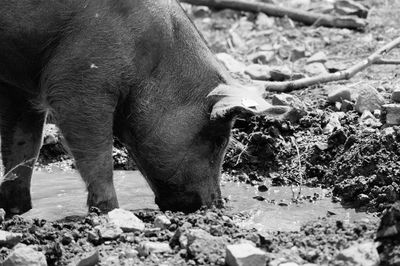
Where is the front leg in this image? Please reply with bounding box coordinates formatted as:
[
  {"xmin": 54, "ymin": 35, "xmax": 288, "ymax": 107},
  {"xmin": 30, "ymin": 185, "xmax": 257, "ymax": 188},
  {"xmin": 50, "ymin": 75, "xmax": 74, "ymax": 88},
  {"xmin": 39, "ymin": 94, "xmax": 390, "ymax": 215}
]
[{"xmin": 49, "ymin": 95, "xmax": 119, "ymax": 213}]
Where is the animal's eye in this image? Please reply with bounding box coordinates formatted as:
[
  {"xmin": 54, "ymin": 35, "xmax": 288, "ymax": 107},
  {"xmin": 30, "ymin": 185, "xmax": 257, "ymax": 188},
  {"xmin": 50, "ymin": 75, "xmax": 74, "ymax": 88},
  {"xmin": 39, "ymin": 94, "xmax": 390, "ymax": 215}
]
[{"xmin": 215, "ymin": 136, "xmax": 228, "ymax": 148}]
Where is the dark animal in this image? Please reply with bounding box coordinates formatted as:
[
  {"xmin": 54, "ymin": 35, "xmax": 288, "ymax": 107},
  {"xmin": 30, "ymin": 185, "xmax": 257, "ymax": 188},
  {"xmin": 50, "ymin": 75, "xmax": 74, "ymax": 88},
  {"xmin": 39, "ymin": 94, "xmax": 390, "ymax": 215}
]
[{"xmin": 0, "ymin": 0, "xmax": 292, "ymax": 214}]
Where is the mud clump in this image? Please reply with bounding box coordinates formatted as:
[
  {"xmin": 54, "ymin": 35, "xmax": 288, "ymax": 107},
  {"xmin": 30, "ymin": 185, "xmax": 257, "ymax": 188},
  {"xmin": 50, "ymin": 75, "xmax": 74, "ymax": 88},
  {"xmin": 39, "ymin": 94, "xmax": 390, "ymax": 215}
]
[{"xmin": 225, "ymin": 109, "xmax": 400, "ymax": 211}]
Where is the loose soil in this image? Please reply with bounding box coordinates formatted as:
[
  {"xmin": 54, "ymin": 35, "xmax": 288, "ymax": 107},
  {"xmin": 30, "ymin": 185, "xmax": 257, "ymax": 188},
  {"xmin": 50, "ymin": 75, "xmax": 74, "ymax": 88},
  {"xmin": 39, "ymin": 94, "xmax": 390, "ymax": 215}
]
[{"xmin": 3, "ymin": 0, "xmax": 400, "ymax": 265}]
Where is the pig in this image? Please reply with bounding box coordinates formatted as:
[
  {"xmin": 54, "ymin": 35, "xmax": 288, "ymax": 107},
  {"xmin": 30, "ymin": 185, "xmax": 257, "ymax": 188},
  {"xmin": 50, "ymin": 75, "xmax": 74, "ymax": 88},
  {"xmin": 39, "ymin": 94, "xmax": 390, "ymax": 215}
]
[{"xmin": 0, "ymin": 0, "xmax": 293, "ymax": 214}]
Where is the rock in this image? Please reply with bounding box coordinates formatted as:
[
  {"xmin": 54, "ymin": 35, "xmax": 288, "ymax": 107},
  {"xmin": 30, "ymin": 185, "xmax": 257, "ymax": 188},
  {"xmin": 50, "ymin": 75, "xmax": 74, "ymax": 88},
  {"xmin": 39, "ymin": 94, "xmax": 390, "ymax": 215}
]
[
  {"xmin": 103, "ymin": 256, "xmax": 120, "ymax": 265},
  {"xmin": 248, "ymin": 51, "xmax": 275, "ymax": 64},
  {"xmin": 381, "ymin": 127, "xmax": 396, "ymax": 139},
  {"xmin": 154, "ymin": 215, "xmax": 171, "ymax": 229},
  {"xmin": 341, "ymin": 99, "xmax": 354, "ymax": 112},
  {"xmin": 191, "ymin": 6, "xmax": 211, "ymax": 18},
  {"xmin": 357, "ymin": 194, "xmax": 370, "ymax": 204},
  {"xmin": 325, "ymin": 60, "xmax": 347, "ymax": 73},
  {"xmin": 0, "ymin": 230, "xmax": 22, "ymax": 247},
  {"xmin": 382, "ymin": 104, "xmax": 400, "ymax": 125},
  {"xmin": 229, "ymin": 31, "xmax": 246, "ymax": 49},
  {"xmin": 74, "ymin": 250, "xmax": 100, "ymax": 266},
  {"xmin": 323, "ymin": 112, "xmax": 342, "ymax": 134},
  {"xmin": 256, "ymin": 13, "xmax": 275, "ymax": 29},
  {"xmin": 43, "ymin": 124, "xmax": 60, "ymax": 145},
  {"xmin": 376, "ymin": 202, "xmax": 400, "ymax": 239},
  {"xmin": 335, "ymin": 242, "xmax": 380, "ymax": 266},
  {"xmin": 290, "ymin": 46, "xmax": 306, "ymax": 62},
  {"xmin": 359, "ymin": 110, "xmax": 382, "ymax": 128},
  {"xmin": 269, "ymin": 66, "xmax": 292, "ymax": 81},
  {"xmin": 272, "ymin": 93, "xmax": 301, "ymax": 107},
  {"xmin": 108, "ymin": 208, "xmax": 145, "ymax": 232},
  {"xmin": 334, "ymin": 0, "xmax": 369, "ymax": 18},
  {"xmin": 280, "ymin": 263, "xmax": 299, "ymax": 266},
  {"xmin": 125, "ymin": 248, "xmax": 139, "ymax": 259},
  {"xmin": 304, "ymin": 62, "xmax": 328, "ymax": 76},
  {"xmin": 327, "ymin": 86, "xmax": 352, "ymax": 103},
  {"xmin": 392, "ymin": 88, "xmax": 400, "ymax": 103},
  {"xmin": 258, "ymin": 184, "xmax": 269, "ymax": 192},
  {"xmin": 0, "ymin": 208, "xmax": 5, "ymax": 223},
  {"xmin": 186, "ymin": 229, "xmax": 226, "ymax": 263},
  {"xmin": 216, "ymin": 53, "xmax": 246, "ymax": 74},
  {"xmin": 307, "ymin": 51, "xmax": 327, "ymax": 64},
  {"xmin": 3, "ymin": 244, "xmax": 47, "ymax": 266},
  {"xmin": 96, "ymin": 223, "xmax": 123, "ymax": 240},
  {"xmin": 225, "ymin": 243, "xmax": 267, "ymax": 266},
  {"xmin": 244, "ymin": 64, "xmax": 271, "ymax": 81},
  {"xmin": 137, "ymin": 242, "xmax": 172, "ymax": 257},
  {"xmin": 355, "ymin": 85, "xmax": 385, "ymax": 113}
]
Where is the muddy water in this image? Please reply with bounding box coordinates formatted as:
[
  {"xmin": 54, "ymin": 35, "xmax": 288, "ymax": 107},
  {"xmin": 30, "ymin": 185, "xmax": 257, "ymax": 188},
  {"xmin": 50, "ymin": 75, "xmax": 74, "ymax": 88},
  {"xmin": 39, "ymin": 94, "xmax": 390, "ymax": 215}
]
[{"xmin": 23, "ymin": 170, "xmax": 377, "ymax": 232}]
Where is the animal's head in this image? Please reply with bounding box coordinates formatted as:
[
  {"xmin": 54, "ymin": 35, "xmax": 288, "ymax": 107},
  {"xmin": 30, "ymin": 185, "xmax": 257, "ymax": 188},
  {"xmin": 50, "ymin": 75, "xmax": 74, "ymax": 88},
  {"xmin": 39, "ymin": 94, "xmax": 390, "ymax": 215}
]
[{"xmin": 121, "ymin": 82, "xmax": 295, "ymax": 213}]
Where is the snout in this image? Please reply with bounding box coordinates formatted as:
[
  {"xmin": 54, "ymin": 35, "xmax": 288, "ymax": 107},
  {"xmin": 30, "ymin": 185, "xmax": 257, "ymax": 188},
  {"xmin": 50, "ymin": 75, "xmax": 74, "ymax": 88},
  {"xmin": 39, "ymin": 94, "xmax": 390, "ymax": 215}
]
[{"xmin": 155, "ymin": 186, "xmax": 222, "ymax": 213}]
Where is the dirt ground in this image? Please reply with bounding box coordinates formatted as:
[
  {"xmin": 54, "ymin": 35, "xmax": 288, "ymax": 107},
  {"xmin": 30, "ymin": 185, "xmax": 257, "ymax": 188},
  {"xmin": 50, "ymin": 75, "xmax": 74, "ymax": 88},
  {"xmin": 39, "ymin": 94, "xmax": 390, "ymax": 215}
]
[{"xmin": 2, "ymin": 0, "xmax": 400, "ymax": 265}]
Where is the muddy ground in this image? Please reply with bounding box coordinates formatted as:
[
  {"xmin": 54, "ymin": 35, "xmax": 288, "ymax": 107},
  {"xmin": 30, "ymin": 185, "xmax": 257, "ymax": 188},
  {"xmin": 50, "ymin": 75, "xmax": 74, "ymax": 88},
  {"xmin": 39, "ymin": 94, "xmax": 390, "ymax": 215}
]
[{"xmin": 2, "ymin": 0, "xmax": 400, "ymax": 265}]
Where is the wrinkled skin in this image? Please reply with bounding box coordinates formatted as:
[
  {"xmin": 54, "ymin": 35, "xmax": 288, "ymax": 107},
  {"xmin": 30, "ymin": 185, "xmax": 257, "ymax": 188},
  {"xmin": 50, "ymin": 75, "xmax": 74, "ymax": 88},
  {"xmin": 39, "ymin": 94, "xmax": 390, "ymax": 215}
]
[
  {"xmin": 0, "ymin": 0, "xmax": 274, "ymax": 214},
  {"xmin": 0, "ymin": 0, "xmax": 235, "ymax": 214}
]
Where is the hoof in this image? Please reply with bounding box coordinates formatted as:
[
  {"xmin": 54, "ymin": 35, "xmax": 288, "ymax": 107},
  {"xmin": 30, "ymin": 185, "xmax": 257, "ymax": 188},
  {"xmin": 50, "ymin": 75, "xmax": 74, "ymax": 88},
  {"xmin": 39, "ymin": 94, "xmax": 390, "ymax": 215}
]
[{"xmin": 0, "ymin": 181, "xmax": 32, "ymax": 215}]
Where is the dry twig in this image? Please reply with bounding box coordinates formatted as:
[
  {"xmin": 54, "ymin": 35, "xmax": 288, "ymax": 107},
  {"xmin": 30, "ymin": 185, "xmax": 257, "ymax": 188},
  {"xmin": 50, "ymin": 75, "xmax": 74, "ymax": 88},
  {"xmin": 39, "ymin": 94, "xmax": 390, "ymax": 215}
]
[
  {"xmin": 264, "ymin": 36, "xmax": 400, "ymax": 92},
  {"xmin": 180, "ymin": 0, "xmax": 366, "ymax": 30}
]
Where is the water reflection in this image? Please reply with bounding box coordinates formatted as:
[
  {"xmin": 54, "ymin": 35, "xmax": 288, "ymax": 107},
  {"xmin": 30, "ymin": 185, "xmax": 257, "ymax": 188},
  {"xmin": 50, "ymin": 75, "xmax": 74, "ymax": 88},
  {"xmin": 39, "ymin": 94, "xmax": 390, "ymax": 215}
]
[{"xmin": 23, "ymin": 170, "xmax": 378, "ymax": 232}]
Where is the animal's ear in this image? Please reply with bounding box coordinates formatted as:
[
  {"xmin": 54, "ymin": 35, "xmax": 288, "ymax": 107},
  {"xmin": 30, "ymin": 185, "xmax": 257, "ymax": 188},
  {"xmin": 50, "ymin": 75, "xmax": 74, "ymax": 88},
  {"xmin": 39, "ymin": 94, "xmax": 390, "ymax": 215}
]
[{"xmin": 208, "ymin": 84, "xmax": 297, "ymax": 121}]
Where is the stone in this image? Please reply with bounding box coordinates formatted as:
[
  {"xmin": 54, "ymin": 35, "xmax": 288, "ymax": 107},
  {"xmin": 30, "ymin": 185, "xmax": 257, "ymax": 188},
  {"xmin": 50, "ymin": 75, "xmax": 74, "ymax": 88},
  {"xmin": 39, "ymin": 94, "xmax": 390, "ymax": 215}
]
[
  {"xmin": 269, "ymin": 66, "xmax": 292, "ymax": 81},
  {"xmin": 290, "ymin": 46, "xmax": 306, "ymax": 62},
  {"xmin": 248, "ymin": 51, "xmax": 275, "ymax": 64},
  {"xmin": 280, "ymin": 263, "xmax": 299, "ymax": 266},
  {"xmin": 382, "ymin": 104, "xmax": 400, "ymax": 125},
  {"xmin": 244, "ymin": 64, "xmax": 271, "ymax": 81},
  {"xmin": 272, "ymin": 93, "xmax": 302, "ymax": 108},
  {"xmin": 359, "ymin": 110, "xmax": 382, "ymax": 128},
  {"xmin": 137, "ymin": 242, "xmax": 172, "ymax": 257},
  {"xmin": 334, "ymin": 0, "xmax": 369, "ymax": 18},
  {"xmin": 307, "ymin": 51, "xmax": 327, "ymax": 64},
  {"xmin": 0, "ymin": 230, "xmax": 22, "ymax": 247},
  {"xmin": 355, "ymin": 85, "xmax": 385, "ymax": 113},
  {"xmin": 323, "ymin": 112, "xmax": 342, "ymax": 134},
  {"xmin": 185, "ymin": 229, "xmax": 226, "ymax": 263},
  {"xmin": 43, "ymin": 124, "xmax": 60, "ymax": 145},
  {"xmin": 103, "ymin": 256, "xmax": 120, "ymax": 266},
  {"xmin": 216, "ymin": 53, "xmax": 246, "ymax": 74},
  {"xmin": 392, "ymin": 88, "xmax": 400, "ymax": 103},
  {"xmin": 327, "ymin": 86, "xmax": 352, "ymax": 103},
  {"xmin": 256, "ymin": 13, "xmax": 275, "ymax": 29},
  {"xmin": 0, "ymin": 208, "xmax": 5, "ymax": 223},
  {"xmin": 96, "ymin": 223, "xmax": 123, "ymax": 240},
  {"xmin": 381, "ymin": 127, "xmax": 396, "ymax": 139},
  {"xmin": 108, "ymin": 208, "xmax": 145, "ymax": 232},
  {"xmin": 229, "ymin": 31, "xmax": 246, "ymax": 49},
  {"xmin": 75, "ymin": 250, "xmax": 100, "ymax": 266},
  {"xmin": 154, "ymin": 215, "xmax": 171, "ymax": 229},
  {"xmin": 341, "ymin": 99, "xmax": 354, "ymax": 112},
  {"xmin": 225, "ymin": 243, "xmax": 267, "ymax": 266},
  {"xmin": 325, "ymin": 60, "xmax": 347, "ymax": 73},
  {"xmin": 376, "ymin": 201, "xmax": 400, "ymax": 239},
  {"xmin": 191, "ymin": 6, "xmax": 211, "ymax": 18},
  {"xmin": 335, "ymin": 242, "xmax": 380, "ymax": 266},
  {"xmin": 304, "ymin": 62, "xmax": 328, "ymax": 76},
  {"xmin": 125, "ymin": 249, "xmax": 139, "ymax": 259},
  {"xmin": 3, "ymin": 244, "xmax": 47, "ymax": 266}
]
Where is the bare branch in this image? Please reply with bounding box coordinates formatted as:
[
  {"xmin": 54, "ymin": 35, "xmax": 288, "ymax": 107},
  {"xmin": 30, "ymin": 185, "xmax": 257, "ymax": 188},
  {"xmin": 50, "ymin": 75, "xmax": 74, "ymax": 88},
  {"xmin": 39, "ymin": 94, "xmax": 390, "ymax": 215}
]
[
  {"xmin": 180, "ymin": 0, "xmax": 367, "ymax": 30},
  {"xmin": 264, "ymin": 36, "xmax": 400, "ymax": 92}
]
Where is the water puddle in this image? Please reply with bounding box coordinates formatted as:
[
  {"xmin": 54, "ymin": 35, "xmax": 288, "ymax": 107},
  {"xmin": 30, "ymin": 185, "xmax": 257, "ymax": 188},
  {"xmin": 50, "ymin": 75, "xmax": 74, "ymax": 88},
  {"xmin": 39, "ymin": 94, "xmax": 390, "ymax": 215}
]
[
  {"xmin": 23, "ymin": 170, "xmax": 378, "ymax": 232},
  {"xmin": 222, "ymin": 181, "xmax": 378, "ymax": 232}
]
